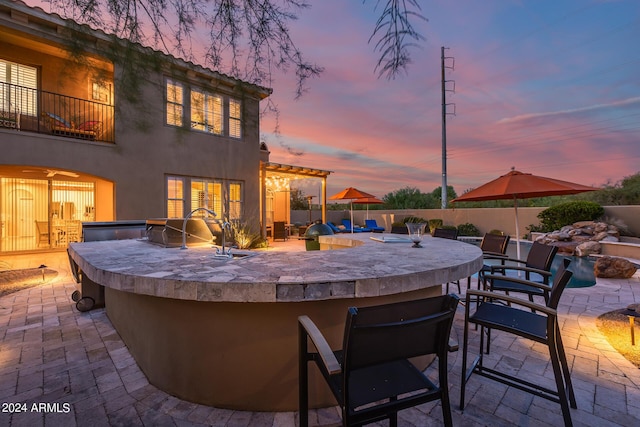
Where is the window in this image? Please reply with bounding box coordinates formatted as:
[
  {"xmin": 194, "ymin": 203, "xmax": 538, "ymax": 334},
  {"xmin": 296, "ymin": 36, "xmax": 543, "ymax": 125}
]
[
  {"xmin": 167, "ymin": 176, "xmax": 185, "ymax": 218},
  {"xmin": 166, "ymin": 176, "xmax": 242, "ymax": 220},
  {"xmin": 166, "ymin": 80, "xmax": 183, "ymax": 126},
  {"xmin": 165, "ymin": 77, "xmax": 244, "ymax": 140},
  {"xmin": 191, "ymin": 89, "xmax": 223, "ymax": 134},
  {"xmin": 229, "ymin": 182, "xmax": 243, "ymax": 220},
  {"xmin": 0, "ymin": 60, "xmax": 38, "ymax": 116},
  {"xmin": 190, "ymin": 179, "xmax": 222, "ymax": 218},
  {"xmin": 91, "ymin": 81, "xmax": 111, "ymax": 104},
  {"xmin": 0, "ymin": 177, "xmax": 95, "ymax": 252},
  {"xmin": 229, "ymin": 98, "xmax": 242, "ymax": 139}
]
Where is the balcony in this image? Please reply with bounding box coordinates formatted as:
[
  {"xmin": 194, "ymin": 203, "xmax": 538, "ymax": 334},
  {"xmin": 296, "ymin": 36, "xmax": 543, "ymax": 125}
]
[{"xmin": 0, "ymin": 81, "xmax": 114, "ymax": 143}]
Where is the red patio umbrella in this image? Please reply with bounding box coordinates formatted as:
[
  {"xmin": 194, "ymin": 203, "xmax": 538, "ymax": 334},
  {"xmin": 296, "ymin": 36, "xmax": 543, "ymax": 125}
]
[
  {"xmin": 354, "ymin": 196, "xmax": 384, "ymax": 219},
  {"xmin": 329, "ymin": 187, "xmax": 376, "ymax": 232},
  {"xmin": 452, "ymin": 169, "xmax": 599, "ymax": 259}
]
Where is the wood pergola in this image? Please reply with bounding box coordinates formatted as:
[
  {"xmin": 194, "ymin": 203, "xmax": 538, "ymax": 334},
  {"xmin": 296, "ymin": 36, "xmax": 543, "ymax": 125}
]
[{"xmin": 260, "ymin": 161, "xmax": 332, "ymax": 237}]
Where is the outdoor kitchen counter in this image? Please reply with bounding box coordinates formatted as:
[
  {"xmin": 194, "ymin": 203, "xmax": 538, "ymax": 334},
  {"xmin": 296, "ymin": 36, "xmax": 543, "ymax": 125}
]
[
  {"xmin": 67, "ymin": 234, "xmax": 482, "ymax": 412},
  {"xmin": 67, "ymin": 234, "xmax": 482, "ymax": 302}
]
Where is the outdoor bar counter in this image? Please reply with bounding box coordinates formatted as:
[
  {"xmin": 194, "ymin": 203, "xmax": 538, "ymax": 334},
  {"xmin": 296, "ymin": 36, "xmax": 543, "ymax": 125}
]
[{"xmin": 68, "ymin": 233, "xmax": 483, "ymax": 411}]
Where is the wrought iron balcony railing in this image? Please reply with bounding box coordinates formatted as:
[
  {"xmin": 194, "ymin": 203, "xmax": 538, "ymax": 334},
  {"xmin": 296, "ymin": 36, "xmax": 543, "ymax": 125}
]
[{"xmin": 0, "ymin": 81, "xmax": 114, "ymax": 143}]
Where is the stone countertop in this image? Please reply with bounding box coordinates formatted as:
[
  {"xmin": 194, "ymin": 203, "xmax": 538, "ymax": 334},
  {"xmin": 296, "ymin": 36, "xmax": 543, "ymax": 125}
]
[{"xmin": 68, "ymin": 234, "xmax": 483, "ymax": 303}]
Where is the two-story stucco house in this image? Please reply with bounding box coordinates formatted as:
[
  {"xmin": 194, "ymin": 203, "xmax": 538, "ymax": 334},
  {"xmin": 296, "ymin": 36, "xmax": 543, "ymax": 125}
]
[{"xmin": 0, "ymin": 1, "xmax": 285, "ymax": 253}]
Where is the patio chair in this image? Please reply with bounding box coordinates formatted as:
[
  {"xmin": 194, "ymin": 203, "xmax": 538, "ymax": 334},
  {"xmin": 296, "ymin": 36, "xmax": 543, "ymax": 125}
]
[
  {"xmin": 273, "ymin": 221, "xmax": 287, "ymax": 241},
  {"xmin": 299, "ymin": 294, "xmax": 459, "ymax": 427},
  {"xmin": 364, "ymin": 219, "xmax": 385, "ymax": 232},
  {"xmin": 484, "ymin": 241, "xmax": 558, "ymax": 304},
  {"xmin": 341, "ymin": 219, "xmax": 371, "ymax": 232},
  {"xmin": 460, "ymin": 259, "xmax": 576, "ymax": 426},
  {"xmin": 432, "ymin": 228, "xmax": 461, "ymax": 293},
  {"xmin": 35, "ymin": 220, "xmax": 49, "ymax": 247},
  {"xmin": 432, "ymin": 227, "xmax": 458, "ymax": 240},
  {"xmin": 470, "ymin": 233, "xmax": 511, "ymax": 291}
]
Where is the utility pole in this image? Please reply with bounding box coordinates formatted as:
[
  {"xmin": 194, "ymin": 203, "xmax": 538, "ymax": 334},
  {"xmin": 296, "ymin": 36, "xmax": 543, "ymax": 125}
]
[{"xmin": 441, "ymin": 47, "xmax": 455, "ymax": 209}]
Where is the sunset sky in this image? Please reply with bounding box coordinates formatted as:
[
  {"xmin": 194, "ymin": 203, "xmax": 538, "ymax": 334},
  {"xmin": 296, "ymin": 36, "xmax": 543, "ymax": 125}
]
[
  {"xmin": 28, "ymin": 0, "xmax": 640, "ymax": 201},
  {"xmin": 257, "ymin": 0, "xmax": 640, "ymax": 200}
]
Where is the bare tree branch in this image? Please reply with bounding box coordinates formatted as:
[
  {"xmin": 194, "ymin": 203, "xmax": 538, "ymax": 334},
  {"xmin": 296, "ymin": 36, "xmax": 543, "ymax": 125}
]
[
  {"xmin": 42, "ymin": 0, "xmax": 426, "ymax": 93},
  {"xmin": 366, "ymin": 0, "xmax": 427, "ymax": 79}
]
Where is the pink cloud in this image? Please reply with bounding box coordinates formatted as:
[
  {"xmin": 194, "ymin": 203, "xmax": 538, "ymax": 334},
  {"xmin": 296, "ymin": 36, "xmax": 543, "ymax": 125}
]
[{"xmin": 497, "ymin": 97, "xmax": 640, "ymax": 126}]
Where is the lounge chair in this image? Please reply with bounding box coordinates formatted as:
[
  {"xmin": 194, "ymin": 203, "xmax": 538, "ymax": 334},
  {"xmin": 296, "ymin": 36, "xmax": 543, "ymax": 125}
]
[
  {"xmin": 44, "ymin": 112, "xmax": 102, "ymax": 141},
  {"xmin": 326, "ymin": 222, "xmax": 348, "ymax": 233},
  {"xmin": 341, "ymin": 219, "xmax": 371, "ymax": 232},
  {"xmin": 364, "ymin": 219, "xmax": 385, "ymax": 232}
]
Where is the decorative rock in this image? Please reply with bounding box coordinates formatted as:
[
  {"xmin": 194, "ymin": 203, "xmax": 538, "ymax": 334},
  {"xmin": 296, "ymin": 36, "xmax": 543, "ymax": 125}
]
[
  {"xmin": 579, "ymin": 227, "xmax": 595, "ymax": 236},
  {"xmin": 534, "ymin": 220, "xmax": 624, "ymax": 257},
  {"xmin": 607, "ymin": 229, "xmax": 621, "ymax": 239},
  {"xmin": 594, "ymin": 256, "xmax": 637, "ymax": 279},
  {"xmin": 549, "ymin": 241, "xmax": 579, "ymax": 255},
  {"xmin": 575, "ymin": 241, "xmax": 601, "ymax": 257},
  {"xmin": 557, "ymin": 232, "xmax": 572, "ymax": 241},
  {"xmin": 594, "ymin": 231, "xmax": 610, "ymax": 241},
  {"xmin": 594, "ymin": 222, "xmax": 608, "ymax": 233},
  {"xmin": 573, "ymin": 221, "xmax": 594, "ymax": 228},
  {"xmin": 548, "ymin": 232, "xmax": 570, "ymax": 241}
]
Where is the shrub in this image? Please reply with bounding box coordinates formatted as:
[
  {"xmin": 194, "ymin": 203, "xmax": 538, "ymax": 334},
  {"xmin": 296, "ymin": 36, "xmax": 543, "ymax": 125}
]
[
  {"xmin": 537, "ymin": 201, "xmax": 604, "ymax": 232},
  {"xmin": 251, "ymin": 237, "xmax": 270, "ymax": 249},
  {"xmin": 402, "ymin": 216, "xmax": 428, "ymax": 224},
  {"xmin": 457, "ymin": 223, "xmax": 481, "ymax": 236},
  {"xmin": 428, "ymin": 219, "xmax": 443, "ymax": 233},
  {"xmin": 527, "ymin": 223, "xmax": 545, "ymax": 234},
  {"xmin": 230, "ymin": 220, "xmax": 263, "ymax": 249}
]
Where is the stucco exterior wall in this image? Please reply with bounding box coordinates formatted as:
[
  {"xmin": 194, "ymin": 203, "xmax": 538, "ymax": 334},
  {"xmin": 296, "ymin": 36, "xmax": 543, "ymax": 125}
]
[
  {"xmin": 0, "ymin": 2, "xmax": 267, "ymax": 225},
  {"xmin": 103, "ymin": 63, "xmax": 263, "ymax": 222}
]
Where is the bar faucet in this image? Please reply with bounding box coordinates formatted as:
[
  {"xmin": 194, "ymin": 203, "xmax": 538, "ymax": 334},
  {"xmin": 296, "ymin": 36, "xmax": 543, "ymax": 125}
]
[
  {"xmin": 181, "ymin": 208, "xmax": 217, "ymax": 249},
  {"xmin": 216, "ymin": 221, "xmax": 233, "ymax": 258}
]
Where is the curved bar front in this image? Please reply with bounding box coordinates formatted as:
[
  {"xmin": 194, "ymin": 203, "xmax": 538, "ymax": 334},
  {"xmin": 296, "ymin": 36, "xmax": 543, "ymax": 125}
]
[{"xmin": 68, "ymin": 234, "xmax": 482, "ymax": 411}]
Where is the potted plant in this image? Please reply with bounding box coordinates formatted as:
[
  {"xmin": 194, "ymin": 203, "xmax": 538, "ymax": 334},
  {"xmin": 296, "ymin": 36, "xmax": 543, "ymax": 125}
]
[
  {"xmin": 428, "ymin": 219, "xmax": 443, "ymax": 234},
  {"xmin": 391, "ymin": 221, "xmax": 408, "ymax": 234}
]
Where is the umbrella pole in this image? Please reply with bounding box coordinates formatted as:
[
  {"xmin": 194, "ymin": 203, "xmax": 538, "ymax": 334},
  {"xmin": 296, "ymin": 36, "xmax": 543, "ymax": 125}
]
[
  {"xmin": 514, "ymin": 197, "xmax": 521, "ymax": 261},
  {"xmin": 350, "ymin": 200, "xmax": 354, "ymax": 233}
]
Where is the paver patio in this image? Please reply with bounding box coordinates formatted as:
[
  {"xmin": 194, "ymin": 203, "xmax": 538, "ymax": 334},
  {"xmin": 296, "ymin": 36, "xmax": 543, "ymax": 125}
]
[{"xmin": 0, "ymin": 247, "xmax": 639, "ymax": 426}]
